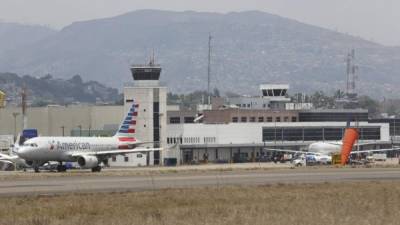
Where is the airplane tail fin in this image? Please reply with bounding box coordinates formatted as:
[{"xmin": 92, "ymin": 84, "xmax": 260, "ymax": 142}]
[
  {"xmin": 10, "ymin": 134, "xmax": 21, "ymax": 156},
  {"xmin": 114, "ymin": 101, "xmax": 139, "ymax": 138},
  {"xmin": 340, "ymin": 128, "xmax": 359, "ymax": 165}
]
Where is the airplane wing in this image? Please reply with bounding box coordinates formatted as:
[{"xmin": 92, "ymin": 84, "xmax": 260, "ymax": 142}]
[
  {"xmin": 70, "ymin": 148, "xmax": 163, "ymax": 157},
  {"xmin": 350, "ymin": 148, "xmax": 400, "ymax": 154},
  {"xmin": 0, "ymin": 159, "xmax": 13, "ymax": 165},
  {"xmin": 263, "ymin": 148, "xmax": 306, "ymax": 154}
]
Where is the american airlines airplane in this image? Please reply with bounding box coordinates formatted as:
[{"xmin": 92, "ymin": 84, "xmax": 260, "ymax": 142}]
[{"xmin": 16, "ymin": 102, "xmax": 161, "ymax": 172}]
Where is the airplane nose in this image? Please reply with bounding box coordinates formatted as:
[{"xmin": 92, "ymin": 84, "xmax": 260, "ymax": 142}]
[{"xmin": 16, "ymin": 147, "xmax": 30, "ymax": 159}]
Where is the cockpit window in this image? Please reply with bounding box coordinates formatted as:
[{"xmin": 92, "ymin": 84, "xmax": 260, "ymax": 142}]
[{"xmin": 23, "ymin": 143, "xmax": 38, "ymax": 147}]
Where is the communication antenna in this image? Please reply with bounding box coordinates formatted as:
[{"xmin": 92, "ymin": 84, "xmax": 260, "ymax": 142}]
[
  {"xmin": 346, "ymin": 49, "xmax": 358, "ymax": 99},
  {"xmin": 207, "ymin": 34, "xmax": 212, "ymax": 103},
  {"xmin": 149, "ymin": 49, "xmax": 155, "ymax": 65}
]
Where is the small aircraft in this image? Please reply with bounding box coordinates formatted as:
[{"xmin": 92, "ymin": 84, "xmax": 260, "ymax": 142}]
[{"xmin": 16, "ymin": 101, "xmax": 161, "ymax": 172}]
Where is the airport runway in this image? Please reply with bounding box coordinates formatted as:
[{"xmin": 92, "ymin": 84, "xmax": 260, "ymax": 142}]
[{"xmin": 0, "ymin": 168, "xmax": 399, "ymax": 196}]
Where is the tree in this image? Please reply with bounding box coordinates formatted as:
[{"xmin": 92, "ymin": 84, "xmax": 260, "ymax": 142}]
[
  {"xmin": 333, "ymin": 89, "xmax": 345, "ymax": 99},
  {"xmin": 213, "ymin": 88, "xmax": 220, "ymax": 97},
  {"xmin": 358, "ymin": 95, "xmax": 380, "ymax": 117}
]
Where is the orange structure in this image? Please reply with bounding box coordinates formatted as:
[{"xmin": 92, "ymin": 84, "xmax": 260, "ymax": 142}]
[{"xmin": 340, "ymin": 128, "xmax": 359, "ymax": 165}]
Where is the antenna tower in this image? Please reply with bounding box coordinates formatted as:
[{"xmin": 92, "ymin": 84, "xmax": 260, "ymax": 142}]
[
  {"xmin": 346, "ymin": 49, "xmax": 358, "ymax": 99},
  {"xmin": 207, "ymin": 34, "xmax": 212, "ymax": 100}
]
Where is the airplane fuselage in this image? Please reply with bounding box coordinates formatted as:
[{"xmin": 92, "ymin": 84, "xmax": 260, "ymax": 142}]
[
  {"xmin": 308, "ymin": 142, "xmax": 342, "ymax": 155},
  {"xmin": 17, "ymin": 136, "xmax": 140, "ymax": 162}
]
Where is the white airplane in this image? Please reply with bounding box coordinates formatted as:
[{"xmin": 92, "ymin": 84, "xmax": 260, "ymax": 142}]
[
  {"xmin": 0, "ymin": 153, "xmax": 27, "ymax": 170},
  {"xmin": 16, "ymin": 102, "xmax": 161, "ymax": 172},
  {"xmin": 0, "ymin": 136, "xmax": 30, "ymax": 170},
  {"xmin": 266, "ymin": 141, "xmax": 400, "ymax": 164}
]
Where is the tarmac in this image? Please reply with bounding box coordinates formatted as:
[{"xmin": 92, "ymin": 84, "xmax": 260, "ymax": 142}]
[{"xmin": 0, "ymin": 164, "xmax": 400, "ymax": 196}]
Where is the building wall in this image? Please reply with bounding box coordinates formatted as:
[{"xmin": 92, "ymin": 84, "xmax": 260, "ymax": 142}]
[
  {"xmin": 167, "ymin": 110, "xmax": 197, "ymax": 124},
  {"xmin": 168, "ymin": 122, "xmax": 390, "ymax": 164},
  {"xmin": 0, "ymin": 105, "xmax": 124, "ymax": 137}
]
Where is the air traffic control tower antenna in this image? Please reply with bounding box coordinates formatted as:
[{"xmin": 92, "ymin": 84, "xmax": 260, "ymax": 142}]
[{"xmin": 335, "ymin": 49, "xmax": 359, "ymax": 109}]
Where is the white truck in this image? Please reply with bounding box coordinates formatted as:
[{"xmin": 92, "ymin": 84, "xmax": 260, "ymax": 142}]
[{"xmin": 367, "ymin": 153, "xmax": 387, "ymax": 162}]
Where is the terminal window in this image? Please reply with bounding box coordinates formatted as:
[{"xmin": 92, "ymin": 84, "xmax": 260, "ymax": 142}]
[
  {"xmin": 250, "ymin": 117, "xmax": 256, "ymax": 122},
  {"xmin": 291, "ymin": 117, "xmax": 297, "ymax": 122},
  {"xmin": 241, "ymin": 117, "xmax": 247, "ymax": 122},
  {"xmin": 170, "ymin": 117, "xmax": 181, "ymax": 124},
  {"xmin": 232, "ymin": 117, "xmax": 238, "ymax": 123},
  {"xmin": 275, "ymin": 117, "xmax": 281, "ymax": 122},
  {"xmin": 184, "ymin": 117, "xmax": 195, "ymax": 123},
  {"xmin": 267, "ymin": 117, "xmax": 273, "ymax": 122},
  {"xmin": 262, "ymin": 127, "xmax": 380, "ymax": 142},
  {"xmin": 360, "ymin": 127, "xmax": 380, "ymax": 140},
  {"xmin": 258, "ymin": 117, "xmax": 264, "ymax": 122}
]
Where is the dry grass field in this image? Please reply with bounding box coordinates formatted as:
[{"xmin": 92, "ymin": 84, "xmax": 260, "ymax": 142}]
[{"xmin": 1, "ymin": 181, "xmax": 400, "ymax": 225}]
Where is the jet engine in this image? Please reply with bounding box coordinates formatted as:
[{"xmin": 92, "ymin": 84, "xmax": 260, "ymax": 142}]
[{"xmin": 77, "ymin": 155, "xmax": 99, "ymax": 169}]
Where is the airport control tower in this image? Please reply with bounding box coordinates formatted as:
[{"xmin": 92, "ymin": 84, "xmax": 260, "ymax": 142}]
[{"xmin": 123, "ymin": 59, "xmax": 167, "ymax": 166}]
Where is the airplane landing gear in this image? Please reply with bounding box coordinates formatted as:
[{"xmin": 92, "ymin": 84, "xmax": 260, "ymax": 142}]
[{"xmin": 91, "ymin": 166, "xmax": 102, "ymax": 172}]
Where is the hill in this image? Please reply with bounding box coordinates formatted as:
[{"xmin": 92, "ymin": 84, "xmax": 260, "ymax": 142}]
[
  {"xmin": 0, "ymin": 10, "xmax": 399, "ymax": 97},
  {"xmin": 0, "ymin": 73, "xmax": 119, "ymax": 105},
  {"xmin": 0, "ymin": 22, "xmax": 56, "ymax": 51}
]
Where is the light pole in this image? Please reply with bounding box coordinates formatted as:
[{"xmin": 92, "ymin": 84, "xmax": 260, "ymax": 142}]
[
  {"xmin": 12, "ymin": 112, "xmax": 20, "ymax": 142},
  {"xmin": 78, "ymin": 125, "xmax": 82, "ymax": 137},
  {"xmin": 60, "ymin": 126, "xmax": 65, "ymax": 137}
]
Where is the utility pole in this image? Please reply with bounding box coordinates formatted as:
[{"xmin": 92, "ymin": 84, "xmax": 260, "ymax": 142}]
[
  {"xmin": 12, "ymin": 112, "xmax": 20, "ymax": 142},
  {"xmin": 21, "ymin": 87, "xmax": 27, "ymax": 130},
  {"xmin": 207, "ymin": 34, "xmax": 212, "ymax": 104}
]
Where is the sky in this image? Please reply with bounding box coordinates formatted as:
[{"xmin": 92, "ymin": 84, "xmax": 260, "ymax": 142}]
[{"xmin": 0, "ymin": 0, "xmax": 399, "ymax": 46}]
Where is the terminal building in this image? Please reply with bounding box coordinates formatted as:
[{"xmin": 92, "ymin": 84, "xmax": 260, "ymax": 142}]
[{"xmin": 0, "ymin": 63, "xmax": 395, "ymax": 167}]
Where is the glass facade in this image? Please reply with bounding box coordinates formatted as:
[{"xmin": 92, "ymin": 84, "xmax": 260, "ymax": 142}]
[
  {"xmin": 299, "ymin": 112, "xmax": 368, "ymax": 122},
  {"xmin": 369, "ymin": 119, "xmax": 400, "ymax": 136},
  {"xmin": 263, "ymin": 127, "xmax": 381, "ymax": 142}
]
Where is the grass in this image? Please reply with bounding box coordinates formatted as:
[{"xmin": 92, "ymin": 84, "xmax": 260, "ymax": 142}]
[{"xmin": 1, "ymin": 181, "xmax": 400, "ymax": 225}]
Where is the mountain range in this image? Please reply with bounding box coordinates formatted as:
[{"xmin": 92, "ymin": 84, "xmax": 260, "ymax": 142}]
[{"xmin": 0, "ymin": 10, "xmax": 399, "ymax": 98}]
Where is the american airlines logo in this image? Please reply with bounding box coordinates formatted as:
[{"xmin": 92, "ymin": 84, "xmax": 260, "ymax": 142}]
[{"xmin": 56, "ymin": 142, "xmax": 90, "ymax": 150}]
